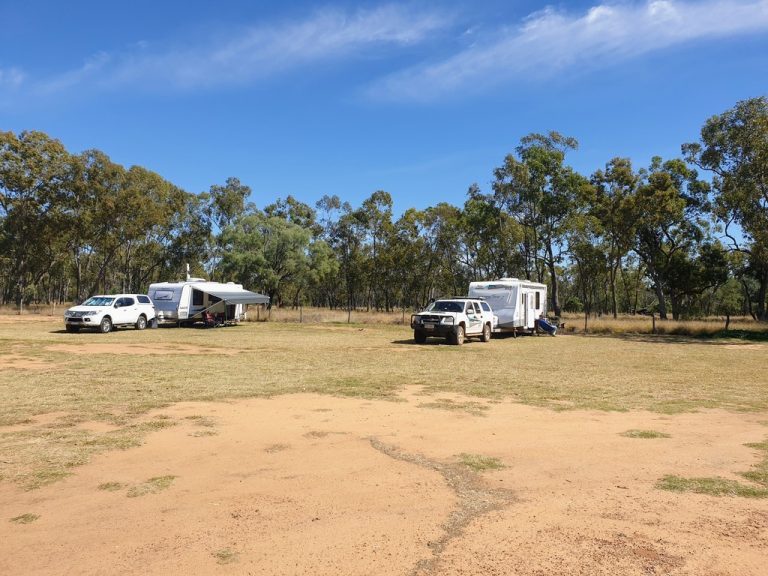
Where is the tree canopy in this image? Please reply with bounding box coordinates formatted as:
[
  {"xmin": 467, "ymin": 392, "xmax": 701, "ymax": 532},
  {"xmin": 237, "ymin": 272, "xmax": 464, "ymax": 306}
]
[{"xmin": 1, "ymin": 96, "xmax": 766, "ymax": 321}]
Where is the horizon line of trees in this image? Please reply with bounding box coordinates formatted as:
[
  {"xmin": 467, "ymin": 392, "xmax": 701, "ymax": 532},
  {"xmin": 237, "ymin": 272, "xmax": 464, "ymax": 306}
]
[{"xmin": 1, "ymin": 96, "xmax": 767, "ymax": 321}]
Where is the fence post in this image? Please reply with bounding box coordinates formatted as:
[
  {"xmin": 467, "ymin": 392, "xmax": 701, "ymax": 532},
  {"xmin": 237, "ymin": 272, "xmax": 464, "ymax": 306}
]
[{"xmin": 652, "ymin": 313, "xmax": 656, "ymax": 334}]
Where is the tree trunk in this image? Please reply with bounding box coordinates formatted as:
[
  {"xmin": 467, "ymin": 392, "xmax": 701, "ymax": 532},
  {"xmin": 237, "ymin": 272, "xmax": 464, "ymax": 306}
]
[
  {"xmin": 654, "ymin": 283, "xmax": 668, "ymax": 320},
  {"xmin": 546, "ymin": 244, "xmax": 561, "ymax": 316},
  {"xmin": 757, "ymin": 270, "xmax": 768, "ymax": 321},
  {"xmin": 670, "ymin": 292, "xmax": 681, "ymax": 321},
  {"xmin": 609, "ymin": 262, "xmax": 618, "ymax": 319}
]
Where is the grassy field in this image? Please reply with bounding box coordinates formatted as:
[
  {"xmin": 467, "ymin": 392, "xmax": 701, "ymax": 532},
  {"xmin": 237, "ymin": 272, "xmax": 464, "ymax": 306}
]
[{"xmin": 1, "ymin": 316, "xmax": 767, "ymax": 489}]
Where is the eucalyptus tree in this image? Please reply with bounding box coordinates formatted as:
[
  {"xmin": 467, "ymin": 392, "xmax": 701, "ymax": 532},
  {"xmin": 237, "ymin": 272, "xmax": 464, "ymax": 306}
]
[
  {"xmin": 492, "ymin": 132, "xmax": 586, "ymax": 316},
  {"xmin": 683, "ymin": 96, "xmax": 768, "ymax": 320},
  {"xmin": 567, "ymin": 213, "xmax": 607, "ymax": 332},
  {"xmin": 421, "ymin": 202, "xmax": 466, "ymax": 300},
  {"xmin": 632, "ymin": 157, "xmax": 723, "ymax": 319},
  {"xmin": 218, "ymin": 210, "xmax": 312, "ymax": 306},
  {"xmin": 204, "ymin": 177, "xmax": 251, "ymax": 280},
  {"xmin": 65, "ymin": 149, "xmax": 126, "ymax": 301},
  {"xmin": 460, "ymin": 184, "xmax": 523, "ymax": 281},
  {"xmin": 161, "ymin": 192, "xmax": 211, "ymax": 281},
  {"xmin": 390, "ymin": 207, "xmax": 429, "ymax": 310},
  {"xmin": 314, "ymin": 194, "xmax": 348, "ymax": 308},
  {"xmin": 358, "ymin": 191, "xmax": 394, "ymax": 310},
  {"xmin": 329, "ymin": 204, "xmax": 367, "ymax": 319},
  {"xmin": 207, "ymin": 176, "xmax": 251, "ymax": 231},
  {"xmin": 589, "ymin": 158, "xmax": 638, "ymax": 318},
  {"xmin": 264, "ymin": 195, "xmax": 321, "ymax": 236},
  {"xmin": 0, "ymin": 130, "xmax": 72, "ymax": 306}
]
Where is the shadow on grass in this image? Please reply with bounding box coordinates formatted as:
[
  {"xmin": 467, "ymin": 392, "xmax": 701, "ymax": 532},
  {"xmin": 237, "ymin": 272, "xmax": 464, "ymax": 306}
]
[
  {"xmin": 583, "ymin": 329, "xmax": 768, "ymax": 346},
  {"xmin": 392, "ymin": 339, "xmax": 457, "ymax": 346}
]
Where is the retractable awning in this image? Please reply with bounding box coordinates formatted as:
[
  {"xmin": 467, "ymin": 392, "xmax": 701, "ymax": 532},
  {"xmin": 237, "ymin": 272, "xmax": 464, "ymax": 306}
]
[{"xmin": 199, "ymin": 288, "xmax": 270, "ymax": 305}]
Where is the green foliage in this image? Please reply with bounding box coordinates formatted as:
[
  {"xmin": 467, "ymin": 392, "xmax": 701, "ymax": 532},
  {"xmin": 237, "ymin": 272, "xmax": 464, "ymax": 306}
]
[
  {"xmin": 684, "ymin": 96, "xmax": 768, "ymax": 320},
  {"xmin": 0, "ymin": 96, "xmax": 765, "ymax": 321}
]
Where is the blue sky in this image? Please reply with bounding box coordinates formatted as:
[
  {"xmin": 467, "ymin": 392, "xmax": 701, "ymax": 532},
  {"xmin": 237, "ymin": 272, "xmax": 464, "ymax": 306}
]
[{"xmin": 2, "ymin": 0, "xmax": 767, "ymax": 216}]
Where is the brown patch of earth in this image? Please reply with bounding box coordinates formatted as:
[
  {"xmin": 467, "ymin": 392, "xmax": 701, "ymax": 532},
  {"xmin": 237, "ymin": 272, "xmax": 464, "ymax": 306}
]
[
  {"xmin": 46, "ymin": 343, "xmax": 242, "ymax": 356},
  {"xmin": 1, "ymin": 391, "xmax": 767, "ymax": 575},
  {"xmin": 0, "ymin": 353, "xmax": 50, "ymax": 370}
]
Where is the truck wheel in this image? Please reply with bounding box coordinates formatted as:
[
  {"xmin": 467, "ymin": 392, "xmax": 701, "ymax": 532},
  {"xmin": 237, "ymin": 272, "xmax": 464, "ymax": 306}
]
[
  {"xmin": 481, "ymin": 323, "xmax": 491, "ymax": 342},
  {"xmin": 65, "ymin": 325, "xmax": 80, "ymax": 333},
  {"xmin": 99, "ymin": 317, "xmax": 112, "ymax": 334},
  {"xmin": 135, "ymin": 315, "xmax": 147, "ymax": 330},
  {"xmin": 453, "ymin": 325, "xmax": 465, "ymax": 346},
  {"xmin": 414, "ymin": 330, "xmax": 427, "ymax": 344}
]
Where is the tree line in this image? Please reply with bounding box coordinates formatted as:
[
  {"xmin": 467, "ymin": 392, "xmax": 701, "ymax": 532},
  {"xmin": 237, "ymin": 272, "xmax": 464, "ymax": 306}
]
[{"xmin": 1, "ymin": 97, "xmax": 767, "ymax": 321}]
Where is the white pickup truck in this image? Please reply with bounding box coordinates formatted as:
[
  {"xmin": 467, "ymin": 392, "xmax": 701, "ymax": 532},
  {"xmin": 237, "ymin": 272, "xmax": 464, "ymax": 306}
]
[
  {"xmin": 64, "ymin": 294, "xmax": 156, "ymax": 333},
  {"xmin": 410, "ymin": 298, "xmax": 497, "ymax": 345}
]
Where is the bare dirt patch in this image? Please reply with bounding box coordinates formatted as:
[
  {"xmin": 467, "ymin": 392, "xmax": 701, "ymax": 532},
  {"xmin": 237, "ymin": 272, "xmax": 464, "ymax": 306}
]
[
  {"xmin": 0, "ymin": 353, "xmax": 50, "ymax": 370},
  {"xmin": 1, "ymin": 392, "xmax": 767, "ymax": 575}
]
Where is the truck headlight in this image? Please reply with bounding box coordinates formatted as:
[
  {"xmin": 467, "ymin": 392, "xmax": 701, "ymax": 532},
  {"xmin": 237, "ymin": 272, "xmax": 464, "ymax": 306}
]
[{"xmin": 440, "ymin": 317, "xmax": 454, "ymax": 325}]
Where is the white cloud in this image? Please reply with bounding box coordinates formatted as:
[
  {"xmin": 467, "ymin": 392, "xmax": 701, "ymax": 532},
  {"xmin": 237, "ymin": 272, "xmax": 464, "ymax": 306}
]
[
  {"xmin": 36, "ymin": 4, "xmax": 449, "ymax": 93},
  {"xmin": 0, "ymin": 67, "xmax": 25, "ymax": 90},
  {"xmin": 370, "ymin": 0, "xmax": 768, "ymax": 101}
]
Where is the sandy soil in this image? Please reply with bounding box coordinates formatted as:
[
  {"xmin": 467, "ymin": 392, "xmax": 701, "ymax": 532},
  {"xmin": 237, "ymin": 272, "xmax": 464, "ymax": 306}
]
[{"xmin": 2, "ymin": 389, "xmax": 767, "ymax": 575}]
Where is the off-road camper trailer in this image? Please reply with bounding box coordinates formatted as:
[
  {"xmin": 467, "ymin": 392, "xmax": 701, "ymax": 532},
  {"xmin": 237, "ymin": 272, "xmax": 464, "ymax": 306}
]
[{"xmin": 468, "ymin": 278, "xmax": 547, "ymax": 333}]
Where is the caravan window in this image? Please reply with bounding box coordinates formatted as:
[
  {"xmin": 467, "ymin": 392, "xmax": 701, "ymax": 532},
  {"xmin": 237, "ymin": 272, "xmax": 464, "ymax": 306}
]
[
  {"xmin": 535, "ymin": 292, "xmax": 540, "ymax": 309},
  {"xmin": 192, "ymin": 289, "xmax": 204, "ymax": 306},
  {"xmin": 152, "ymin": 290, "xmax": 174, "ymax": 301}
]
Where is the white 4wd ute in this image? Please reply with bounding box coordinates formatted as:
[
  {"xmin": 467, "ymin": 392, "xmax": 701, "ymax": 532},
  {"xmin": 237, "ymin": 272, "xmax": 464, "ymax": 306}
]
[
  {"xmin": 64, "ymin": 294, "xmax": 156, "ymax": 333},
  {"xmin": 411, "ymin": 298, "xmax": 496, "ymax": 345}
]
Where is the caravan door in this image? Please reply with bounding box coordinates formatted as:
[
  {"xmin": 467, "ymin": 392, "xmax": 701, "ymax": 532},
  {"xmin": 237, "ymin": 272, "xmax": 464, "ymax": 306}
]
[
  {"xmin": 523, "ymin": 293, "xmax": 537, "ymax": 329},
  {"xmin": 178, "ymin": 286, "xmax": 191, "ymax": 319}
]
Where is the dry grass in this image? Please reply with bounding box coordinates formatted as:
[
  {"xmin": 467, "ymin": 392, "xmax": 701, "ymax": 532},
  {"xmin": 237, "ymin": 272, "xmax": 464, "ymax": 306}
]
[
  {"xmin": 250, "ymin": 305, "xmax": 408, "ymax": 325},
  {"xmin": 0, "ymin": 315, "xmax": 766, "ymax": 489},
  {"xmin": 621, "ymin": 429, "xmax": 671, "ymax": 439},
  {"xmin": 560, "ymin": 313, "xmax": 766, "ymax": 338},
  {"xmin": 457, "ymin": 453, "xmax": 505, "ymax": 472},
  {"xmin": 10, "ymin": 513, "xmax": 39, "ymax": 524},
  {"xmin": 126, "ymin": 475, "xmax": 177, "ymax": 498}
]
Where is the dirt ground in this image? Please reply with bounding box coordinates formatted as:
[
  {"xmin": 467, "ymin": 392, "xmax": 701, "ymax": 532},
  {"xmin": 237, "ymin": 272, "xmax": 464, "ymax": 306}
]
[{"xmin": 2, "ymin": 386, "xmax": 767, "ymax": 575}]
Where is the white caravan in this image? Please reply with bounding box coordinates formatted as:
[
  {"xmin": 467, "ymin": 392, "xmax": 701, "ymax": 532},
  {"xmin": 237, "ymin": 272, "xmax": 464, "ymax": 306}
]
[
  {"xmin": 148, "ymin": 275, "xmax": 269, "ymax": 326},
  {"xmin": 468, "ymin": 278, "xmax": 547, "ymax": 333}
]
